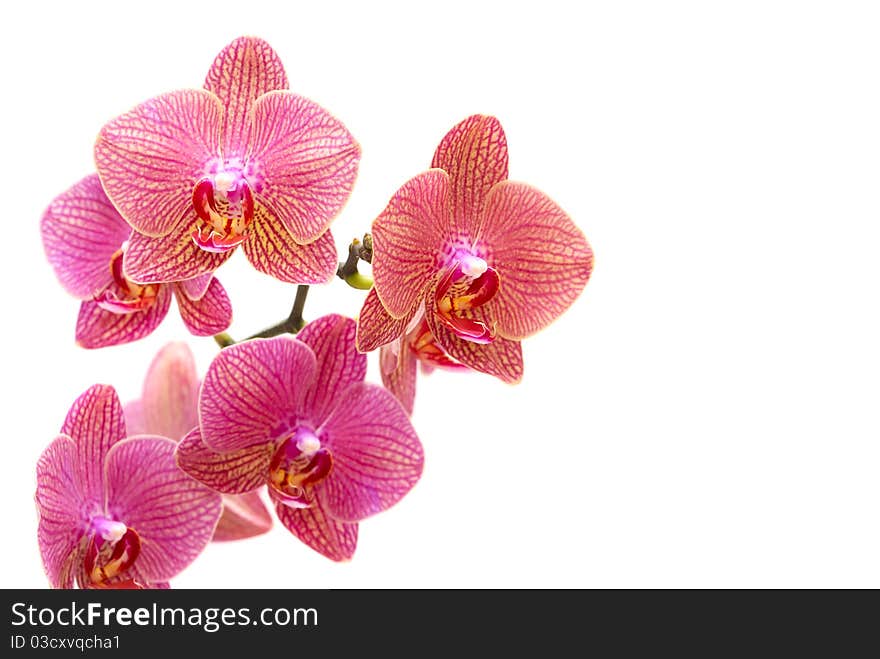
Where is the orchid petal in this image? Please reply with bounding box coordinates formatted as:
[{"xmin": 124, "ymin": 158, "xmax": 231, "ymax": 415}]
[
  {"xmin": 141, "ymin": 342, "xmax": 199, "ymax": 440},
  {"xmin": 355, "ymin": 288, "xmax": 416, "ymax": 353},
  {"xmin": 212, "ymin": 492, "xmax": 273, "ymax": 542},
  {"xmin": 176, "ymin": 428, "xmax": 275, "ymax": 494},
  {"xmin": 481, "ymin": 181, "xmax": 594, "ymax": 339},
  {"xmin": 431, "ymin": 114, "xmax": 508, "ymax": 234},
  {"xmin": 204, "ymin": 36, "xmax": 289, "ymax": 157},
  {"xmin": 296, "ymin": 314, "xmax": 366, "ymax": 424},
  {"xmin": 123, "ymin": 220, "xmax": 232, "ymax": 284},
  {"xmin": 62, "ymin": 384, "xmax": 126, "ymax": 508},
  {"xmin": 123, "ymin": 400, "xmax": 146, "ymax": 436},
  {"xmin": 178, "ymin": 273, "xmax": 213, "ymax": 300},
  {"xmin": 200, "ymin": 336, "xmax": 317, "ymax": 452},
  {"xmin": 41, "ymin": 174, "xmax": 129, "ymax": 299},
  {"xmin": 318, "ymin": 382, "xmax": 423, "ymax": 522},
  {"xmin": 241, "ymin": 206, "xmax": 338, "ymax": 283},
  {"xmin": 425, "ymin": 300, "xmax": 523, "ymax": 383},
  {"xmin": 94, "ymin": 89, "xmax": 222, "ymax": 237},
  {"xmin": 371, "ymin": 169, "xmax": 450, "ymax": 318},
  {"xmin": 174, "ymin": 279, "xmax": 233, "ymax": 337},
  {"xmin": 247, "ymin": 91, "xmax": 360, "ymax": 244},
  {"xmin": 272, "ymin": 492, "xmax": 358, "ymax": 562},
  {"xmin": 104, "ymin": 436, "xmax": 221, "ymax": 583},
  {"xmin": 380, "ymin": 341, "xmax": 417, "ymax": 416},
  {"xmin": 76, "ymin": 285, "xmax": 172, "ymax": 349},
  {"xmin": 35, "ymin": 436, "xmax": 87, "ymax": 588}
]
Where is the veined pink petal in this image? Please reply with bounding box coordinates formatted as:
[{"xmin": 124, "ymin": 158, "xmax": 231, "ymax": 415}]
[
  {"xmin": 95, "ymin": 89, "xmax": 223, "ymax": 237},
  {"xmin": 318, "ymin": 382, "xmax": 423, "ymax": 522},
  {"xmin": 200, "ymin": 336, "xmax": 317, "ymax": 452},
  {"xmin": 425, "ymin": 300, "xmax": 524, "ymax": 383},
  {"xmin": 241, "ymin": 206, "xmax": 338, "ymax": 283},
  {"xmin": 481, "ymin": 181, "xmax": 594, "ymax": 339},
  {"xmin": 173, "ymin": 279, "xmax": 233, "ymax": 337},
  {"xmin": 123, "ymin": 219, "xmax": 233, "ymax": 284},
  {"xmin": 104, "ymin": 436, "xmax": 221, "ymax": 583},
  {"xmin": 355, "ymin": 288, "xmax": 416, "ymax": 353},
  {"xmin": 212, "ymin": 492, "xmax": 273, "ymax": 542},
  {"xmin": 431, "ymin": 114, "xmax": 509, "ymax": 234},
  {"xmin": 371, "ymin": 169, "xmax": 450, "ymax": 318},
  {"xmin": 204, "ymin": 36, "xmax": 289, "ymax": 157},
  {"xmin": 176, "ymin": 428, "xmax": 275, "ymax": 494},
  {"xmin": 296, "ymin": 315, "xmax": 366, "ymax": 424},
  {"xmin": 272, "ymin": 492, "xmax": 357, "ymax": 562},
  {"xmin": 76, "ymin": 285, "xmax": 172, "ymax": 349},
  {"xmin": 123, "ymin": 400, "xmax": 146, "ymax": 436},
  {"xmin": 381, "ymin": 341, "xmax": 417, "ymax": 416},
  {"xmin": 178, "ymin": 273, "xmax": 213, "ymax": 300},
  {"xmin": 41, "ymin": 174, "xmax": 130, "ymax": 299},
  {"xmin": 247, "ymin": 91, "xmax": 360, "ymax": 244},
  {"xmin": 62, "ymin": 384, "xmax": 126, "ymax": 508},
  {"xmin": 36, "ymin": 436, "xmax": 87, "ymax": 588},
  {"xmin": 141, "ymin": 342, "xmax": 199, "ymax": 440}
]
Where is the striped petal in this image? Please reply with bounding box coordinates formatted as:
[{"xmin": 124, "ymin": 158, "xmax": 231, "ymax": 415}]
[
  {"xmin": 425, "ymin": 298, "xmax": 524, "ymax": 384},
  {"xmin": 123, "ymin": 220, "xmax": 233, "ymax": 284},
  {"xmin": 200, "ymin": 336, "xmax": 317, "ymax": 452},
  {"xmin": 371, "ymin": 169, "xmax": 450, "ymax": 318},
  {"xmin": 318, "ymin": 382, "xmax": 423, "ymax": 522},
  {"xmin": 104, "ymin": 436, "xmax": 221, "ymax": 583},
  {"xmin": 355, "ymin": 287, "xmax": 415, "ymax": 353},
  {"xmin": 247, "ymin": 91, "xmax": 360, "ymax": 244},
  {"xmin": 272, "ymin": 491, "xmax": 358, "ymax": 562},
  {"xmin": 94, "ymin": 89, "xmax": 222, "ymax": 237},
  {"xmin": 178, "ymin": 273, "xmax": 213, "ymax": 300},
  {"xmin": 204, "ymin": 36, "xmax": 289, "ymax": 158},
  {"xmin": 296, "ymin": 314, "xmax": 366, "ymax": 424},
  {"xmin": 75, "ymin": 284, "xmax": 172, "ymax": 349},
  {"xmin": 41, "ymin": 174, "xmax": 129, "ymax": 299},
  {"xmin": 62, "ymin": 384, "xmax": 126, "ymax": 508},
  {"xmin": 481, "ymin": 181, "xmax": 594, "ymax": 339},
  {"xmin": 175, "ymin": 427, "xmax": 274, "ymax": 494},
  {"xmin": 380, "ymin": 341, "xmax": 417, "ymax": 416},
  {"xmin": 212, "ymin": 492, "xmax": 273, "ymax": 542},
  {"xmin": 35, "ymin": 436, "xmax": 88, "ymax": 588},
  {"xmin": 174, "ymin": 278, "xmax": 232, "ymax": 337},
  {"xmin": 241, "ymin": 206, "xmax": 338, "ymax": 283},
  {"xmin": 431, "ymin": 114, "xmax": 508, "ymax": 234},
  {"xmin": 140, "ymin": 342, "xmax": 199, "ymax": 441}
]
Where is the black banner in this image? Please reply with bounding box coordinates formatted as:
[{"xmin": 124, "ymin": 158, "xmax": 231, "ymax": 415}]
[{"xmin": 0, "ymin": 589, "xmax": 873, "ymax": 653}]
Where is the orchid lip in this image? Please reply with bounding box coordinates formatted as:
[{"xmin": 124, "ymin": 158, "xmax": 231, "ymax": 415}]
[
  {"xmin": 191, "ymin": 169, "xmax": 255, "ymax": 253},
  {"xmin": 96, "ymin": 249, "xmax": 160, "ymax": 313},
  {"xmin": 433, "ymin": 256, "xmax": 500, "ymax": 343},
  {"xmin": 81, "ymin": 518, "xmax": 142, "ymax": 589},
  {"xmin": 268, "ymin": 427, "xmax": 333, "ymax": 509}
]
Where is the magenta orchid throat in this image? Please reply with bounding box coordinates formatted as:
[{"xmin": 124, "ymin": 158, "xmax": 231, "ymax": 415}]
[{"xmin": 35, "ymin": 35, "xmax": 593, "ymax": 587}]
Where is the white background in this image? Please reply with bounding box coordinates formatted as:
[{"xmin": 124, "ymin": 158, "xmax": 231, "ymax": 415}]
[{"xmin": 1, "ymin": 0, "xmax": 878, "ymax": 588}]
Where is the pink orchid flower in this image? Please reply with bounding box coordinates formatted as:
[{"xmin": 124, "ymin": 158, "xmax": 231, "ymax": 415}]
[
  {"xmin": 124, "ymin": 342, "xmax": 272, "ymax": 542},
  {"xmin": 357, "ymin": 114, "xmax": 594, "ymax": 384},
  {"xmin": 41, "ymin": 175, "xmax": 232, "ymax": 349},
  {"xmin": 35, "ymin": 385, "xmax": 222, "ymax": 589},
  {"xmin": 94, "ymin": 36, "xmax": 360, "ymax": 285},
  {"xmin": 176, "ymin": 314, "xmax": 424, "ymax": 561}
]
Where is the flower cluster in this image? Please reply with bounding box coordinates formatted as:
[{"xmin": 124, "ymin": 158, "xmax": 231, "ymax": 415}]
[{"xmin": 35, "ymin": 36, "xmax": 592, "ymax": 586}]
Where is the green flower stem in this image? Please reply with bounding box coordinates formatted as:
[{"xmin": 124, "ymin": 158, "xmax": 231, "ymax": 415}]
[
  {"xmin": 210, "ymin": 234, "xmax": 373, "ymax": 349},
  {"xmin": 212, "ymin": 332, "xmax": 235, "ymax": 348},
  {"xmin": 248, "ymin": 284, "xmax": 310, "ymax": 339},
  {"xmin": 337, "ymin": 234, "xmax": 373, "ymax": 290},
  {"xmin": 211, "ymin": 285, "xmax": 310, "ymax": 347}
]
